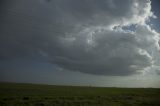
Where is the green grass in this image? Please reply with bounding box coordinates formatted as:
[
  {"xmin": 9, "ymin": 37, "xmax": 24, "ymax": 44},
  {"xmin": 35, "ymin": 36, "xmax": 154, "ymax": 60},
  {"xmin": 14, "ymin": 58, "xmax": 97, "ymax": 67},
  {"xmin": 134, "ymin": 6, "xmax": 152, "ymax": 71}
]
[{"xmin": 0, "ymin": 82, "xmax": 160, "ymax": 106}]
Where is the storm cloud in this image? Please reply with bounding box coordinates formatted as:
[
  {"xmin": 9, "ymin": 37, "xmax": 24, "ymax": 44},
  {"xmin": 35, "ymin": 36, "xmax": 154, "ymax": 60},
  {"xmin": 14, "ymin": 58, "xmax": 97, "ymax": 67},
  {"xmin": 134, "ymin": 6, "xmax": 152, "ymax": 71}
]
[{"xmin": 0, "ymin": 0, "xmax": 160, "ymax": 76}]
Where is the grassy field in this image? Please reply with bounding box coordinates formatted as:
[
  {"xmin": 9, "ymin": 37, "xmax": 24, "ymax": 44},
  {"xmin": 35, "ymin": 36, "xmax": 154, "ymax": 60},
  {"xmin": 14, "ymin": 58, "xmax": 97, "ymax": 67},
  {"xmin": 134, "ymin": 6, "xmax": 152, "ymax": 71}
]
[{"xmin": 0, "ymin": 82, "xmax": 160, "ymax": 106}]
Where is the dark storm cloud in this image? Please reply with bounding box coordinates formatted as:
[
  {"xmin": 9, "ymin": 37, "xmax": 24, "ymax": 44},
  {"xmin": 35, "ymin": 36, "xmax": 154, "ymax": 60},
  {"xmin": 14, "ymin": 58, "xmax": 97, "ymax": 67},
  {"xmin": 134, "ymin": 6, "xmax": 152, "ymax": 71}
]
[{"xmin": 0, "ymin": 0, "xmax": 160, "ymax": 76}]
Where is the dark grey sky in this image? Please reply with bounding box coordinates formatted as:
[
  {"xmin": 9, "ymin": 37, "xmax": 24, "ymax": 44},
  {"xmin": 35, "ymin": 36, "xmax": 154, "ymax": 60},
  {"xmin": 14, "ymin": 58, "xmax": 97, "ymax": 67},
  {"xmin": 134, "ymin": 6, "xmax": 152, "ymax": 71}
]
[
  {"xmin": 150, "ymin": 0, "xmax": 160, "ymax": 32},
  {"xmin": 0, "ymin": 0, "xmax": 160, "ymax": 87}
]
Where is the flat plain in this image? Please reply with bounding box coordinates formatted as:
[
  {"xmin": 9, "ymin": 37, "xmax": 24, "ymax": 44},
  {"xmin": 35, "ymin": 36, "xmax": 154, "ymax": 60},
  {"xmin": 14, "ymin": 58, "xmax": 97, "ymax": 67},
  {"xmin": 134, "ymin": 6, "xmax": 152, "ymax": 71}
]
[{"xmin": 0, "ymin": 82, "xmax": 160, "ymax": 106}]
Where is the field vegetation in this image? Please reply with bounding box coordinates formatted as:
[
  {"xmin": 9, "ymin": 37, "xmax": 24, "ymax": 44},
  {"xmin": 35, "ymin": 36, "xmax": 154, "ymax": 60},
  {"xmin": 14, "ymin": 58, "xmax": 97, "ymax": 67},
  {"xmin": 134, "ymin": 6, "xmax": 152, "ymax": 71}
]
[{"xmin": 0, "ymin": 82, "xmax": 160, "ymax": 106}]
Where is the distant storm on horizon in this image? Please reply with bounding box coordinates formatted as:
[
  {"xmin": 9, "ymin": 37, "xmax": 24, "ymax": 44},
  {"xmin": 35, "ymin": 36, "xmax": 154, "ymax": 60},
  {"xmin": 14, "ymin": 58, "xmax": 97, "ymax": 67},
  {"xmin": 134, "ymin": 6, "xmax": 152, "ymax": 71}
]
[{"xmin": 0, "ymin": 0, "xmax": 160, "ymax": 88}]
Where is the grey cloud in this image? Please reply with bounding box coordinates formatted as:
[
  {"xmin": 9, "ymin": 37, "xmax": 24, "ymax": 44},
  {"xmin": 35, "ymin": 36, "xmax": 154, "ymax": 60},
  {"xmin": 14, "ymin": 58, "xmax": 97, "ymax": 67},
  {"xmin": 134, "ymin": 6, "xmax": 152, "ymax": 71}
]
[
  {"xmin": 50, "ymin": 28, "xmax": 154, "ymax": 75},
  {"xmin": 0, "ymin": 0, "xmax": 160, "ymax": 76},
  {"xmin": 157, "ymin": 71, "xmax": 160, "ymax": 75}
]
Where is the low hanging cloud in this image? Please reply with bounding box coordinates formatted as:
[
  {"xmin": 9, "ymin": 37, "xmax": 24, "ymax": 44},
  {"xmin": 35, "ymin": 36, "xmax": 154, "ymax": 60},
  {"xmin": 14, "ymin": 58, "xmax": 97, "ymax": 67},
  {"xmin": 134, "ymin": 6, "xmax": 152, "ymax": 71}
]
[{"xmin": 0, "ymin": 0, "xmax": 160, "ymax": 76}]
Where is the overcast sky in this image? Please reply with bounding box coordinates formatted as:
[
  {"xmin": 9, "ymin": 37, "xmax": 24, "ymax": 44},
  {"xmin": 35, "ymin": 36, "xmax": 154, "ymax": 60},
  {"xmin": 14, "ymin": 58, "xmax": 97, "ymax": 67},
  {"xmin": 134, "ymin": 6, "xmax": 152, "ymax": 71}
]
[{"xmin": 0, "ymin": 0, "xmax": 160, "ymax": 88}]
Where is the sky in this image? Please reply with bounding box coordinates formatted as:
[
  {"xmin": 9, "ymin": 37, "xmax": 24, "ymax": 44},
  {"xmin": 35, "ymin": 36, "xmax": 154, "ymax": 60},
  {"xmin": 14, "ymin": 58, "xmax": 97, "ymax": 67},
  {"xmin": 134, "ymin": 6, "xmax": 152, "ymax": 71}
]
[{"xmin": 0, "ymin": 0, "xmax": 160, "ymax": 88}]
